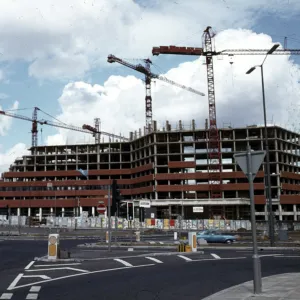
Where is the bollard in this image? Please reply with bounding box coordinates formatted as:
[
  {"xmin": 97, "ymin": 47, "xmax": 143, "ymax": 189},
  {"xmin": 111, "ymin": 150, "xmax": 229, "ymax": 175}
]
[
  {"xmin": 188, "ymin": 232, "xmax": 197, "ymax": 252},
  {"xmin": 135, "ymin": 231, "xmax": 140, "ymax": 242},
  {"xmin": 174, "ymin": 232, "xmax": 178, "ymax": 240},
  {"xmin": 48, "ymin": 233, "xmax": 60, "ymax": 260},
  {"xmin": 106, "ymin": 231, "xmax": 109, "ymax": 244}
]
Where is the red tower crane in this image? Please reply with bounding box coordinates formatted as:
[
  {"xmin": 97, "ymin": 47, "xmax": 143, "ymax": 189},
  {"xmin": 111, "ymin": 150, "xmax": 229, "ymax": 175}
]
[
  {"xmin": 107, "ymin": 54, "xmax": 205, "ymax": 131},
  {"xmin": 152, "ymin": 26, "xmax": 300, "ymax": 199},
  {"xmin": 0, "ymin": 109, "xmax": 128, "ymax": 147}
]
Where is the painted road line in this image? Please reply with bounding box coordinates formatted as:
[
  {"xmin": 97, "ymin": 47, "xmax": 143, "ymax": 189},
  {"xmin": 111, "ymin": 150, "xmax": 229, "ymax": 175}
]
[
  {"xmin": 145, "ymin": 257, "xmax": 163, "ymax": 264},
  {"xmin": 26, "ymin": 294, "xmax": 38, "ymax": 300},
  {"xmin": 177, "ymin": 255, "xmax": 192, "ymax": 262},
  {"xmin": 29, "ymin": 286, "xmax": 41, "ymax": 293},
  {"xmin": 8, "ymin": 264, "xmax": 155, "ymax": 290},
  {"xmin": 211, "ymin": 253, "xmax": 221, "ymax": 259},
  {"xmin": 26, "ymin": 267, "xmax": 89, "ymax": 273},
  {"xmin": 7, "ymin": 273, "xmax": 23, "ymax": 290},
  {"xmin": 34, "ymin": 263, "xmax": 81, "ymax": 267},
  {"xmin": 23, "ymin": 275, "xmax": 51, "ymax": 280},
  {"xmin": 259, "ymin": 254, "xmax": 283, "ymax": 258},
  {"xmin": 24, "ymin": 261, "xmax": 35, "ymax": 270},
  {"xmin": 274, "ymin": 255, "xmax": 300, "ymax": 258},
  {"xmin": 0, "ymin": 294, "xmax": 13, "ymax": 300},
  {"xmin": 114, "ymin": 258, "xmax": 133, "ymax": 267},
  {"xmin": 192, "ymin": 257, "xmax": 247, "ymax": 262}
]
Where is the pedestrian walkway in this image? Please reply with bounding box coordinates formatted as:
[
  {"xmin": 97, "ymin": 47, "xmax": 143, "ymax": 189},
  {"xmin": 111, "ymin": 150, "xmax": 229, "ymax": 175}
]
[{"xmin": 203, "ymin": 273, "xmax": 300, "ymax": 299}]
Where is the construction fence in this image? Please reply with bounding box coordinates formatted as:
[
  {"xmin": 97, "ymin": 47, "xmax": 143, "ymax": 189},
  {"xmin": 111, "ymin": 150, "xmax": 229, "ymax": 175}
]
[{"xmin": 1, "ymin": 215, "xmax": 300, "ymax": 231}]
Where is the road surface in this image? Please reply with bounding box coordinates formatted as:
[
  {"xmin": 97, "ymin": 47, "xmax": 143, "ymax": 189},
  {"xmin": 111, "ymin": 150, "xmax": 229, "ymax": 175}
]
[{"xmin": 1, "ymin": 240, "xmax": 300, "ymax": 299}]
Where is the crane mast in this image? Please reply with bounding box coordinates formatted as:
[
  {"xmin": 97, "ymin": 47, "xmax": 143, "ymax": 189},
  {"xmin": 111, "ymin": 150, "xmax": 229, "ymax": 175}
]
[{"xmin": 203, "ymin": 26, "xmax": 222, "ymax": 198}]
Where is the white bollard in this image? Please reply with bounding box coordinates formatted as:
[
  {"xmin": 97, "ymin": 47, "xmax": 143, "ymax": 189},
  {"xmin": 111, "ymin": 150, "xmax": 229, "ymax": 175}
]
[
  {"xmin": 48, "ymin": 234, "xmax": 60, "ymax": 260},
  {"xmin": 174, "ymin": 232, "xmax": 178, "ymax": 240},
  {"xmin": 188, "ymin": 232, "xmax": 197, "ymax": 252}
]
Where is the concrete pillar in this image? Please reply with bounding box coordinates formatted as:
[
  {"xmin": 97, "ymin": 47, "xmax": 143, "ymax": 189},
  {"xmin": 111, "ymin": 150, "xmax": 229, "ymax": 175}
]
[
  {"xmin": 92, "ymin": 207, "xmax": 95, "ymax": 217},
  {"xmin": 278, "ymin": 204, "xmax": 283, "ymax": 221},
  {"xmin": 50, "ymin": 207, "xmax": 53, "ymax": 214},
  {"xmin": 264, "ymin": 205, "xmax": 268, "ymax": 221},
  {"xmin": 236, "ymin": 206, "xmax": 240, "ymax": 219},
  {"xmin": 294, "ymin": 204, "xmax": 297, "ymax": 221},
  {"xmin": 17, "ymin": 208, "xmax": 20, "ymax": 216},
  {"xmin": 28, "ymin": 207, "xmax": 31, "ymax": 217},
  {"xmin": 39, "ymin": 208, "xmax": 42, "ymax": 221},
  {"xmin": 62, "ymin": 207, "xmax": 65, "ymax": 217},
  {"xmin": 80, "ymin": 206, "xmax": 83, "ymax": 215}
]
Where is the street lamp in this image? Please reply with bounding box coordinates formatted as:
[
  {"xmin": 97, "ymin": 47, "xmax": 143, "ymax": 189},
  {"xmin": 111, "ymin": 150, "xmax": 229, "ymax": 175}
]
[{"xmin": 246, "ymin": 43, "xmax": 280, "ymax": 247}]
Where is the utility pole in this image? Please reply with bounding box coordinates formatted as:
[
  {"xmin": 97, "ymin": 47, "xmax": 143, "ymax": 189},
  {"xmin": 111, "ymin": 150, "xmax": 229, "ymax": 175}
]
[{"xmin": 107, "ymin": 184, "xmax": 112, "ymax": 252}]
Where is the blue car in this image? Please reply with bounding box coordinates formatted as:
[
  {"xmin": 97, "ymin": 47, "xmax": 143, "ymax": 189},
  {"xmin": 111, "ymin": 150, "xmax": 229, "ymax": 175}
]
[{"xmin": 197, "ymin": 230, "xmax": 237, "ymax": 244}]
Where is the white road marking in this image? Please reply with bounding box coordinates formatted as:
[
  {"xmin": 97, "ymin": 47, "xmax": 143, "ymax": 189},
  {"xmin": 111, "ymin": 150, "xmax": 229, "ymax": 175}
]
[
  {"xmin": 8, "ymin": 264, "xmax": 155, "ymax": 290},
  {"xmin": 259, "ymin": 254, "xmax": 283, "ymax": 258},
  {"xmin": 34, "ymin": 263, "xmax": 81, "ymax": 267},
  {"xmin": 192, "ymin": 257, "xmax": 247, "ymax": 262},
  {"xmin": 29, "ymin": 286, "xmax": 41, "ymax": 293},
  {"xmin": 24, "ymin": 261, "xmax": 35, "ymax": 270},
  {"xmin": 0, "ymin": 293, "xmax": 13, "ymax": 300},
  {"xmin": 23, "ymin": 275, "xmax": 51, "ymax": 280},
  {"xmin": 211, "ymin": 253, "xmax": 221, "ymax": 259},
  {"xmin": 177, "ymin": 255, "xmax": 192, "ymax": 261},
  {"xmin": 114, "ymin": 259, "xmax": 133, "ymax": 267},
  {"xmin": 274, "ymin": 255, "xmax": 300, "ymax": 258},
  {"xmin": 26, "ymin": 267, "xmax": 88, "ymax": 273},
  {"xmin": 7, "ymin": 273, "xmax": 23, "ymax": 290},
  {"xmin": 145, "ymin": 257, "xmax": 163, "ymax": 264},
  {"xmin": 26, "ymin": 294, "xmax": 38, "ymax": 300}
]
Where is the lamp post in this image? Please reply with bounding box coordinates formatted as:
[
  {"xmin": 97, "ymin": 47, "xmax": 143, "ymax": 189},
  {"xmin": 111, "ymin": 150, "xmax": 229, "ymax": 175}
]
[{"xmin": 246, "ymin": 43, "xmax": 280, "ymax": 247}]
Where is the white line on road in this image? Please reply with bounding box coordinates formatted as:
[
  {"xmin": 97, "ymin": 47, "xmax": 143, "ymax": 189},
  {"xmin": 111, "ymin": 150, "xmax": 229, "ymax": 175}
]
[
  {"xmin": 211, "ymin": 253, "xmax": 221, "ymax": 259},
  {"xmin": 29, "ymin": 286, "xmax": 41, "ymax": 293},
  {"xmin": 274, "ymin": 255, "xmax": 300, "ymax": 258},
  {"xmin": 8, "ymin": 264, "xmax": 155, "ymax": 290},
  {"xmin": 114, "ymin": 259, "xmax": 133, "ymax": 267},
  {"xmin": 177, "ymin": 255, "xmax": 192, "ymax": 262},
  {"xmin": 259, "ymin": 254, "xmax": 283, "ymax": 258},
  {"xmin": 34, "ymin": 263, "xmax": 81, "ymax": 267},
  {"xmin": 26, "ymin": 267, "xmax": 88, "ymax": 273},
  {"xmin": 145, "ymin": 257, "xmax": 163, "ymax": 264},
  {"xmin": 24, "ymin": 261, "xmax": 35, "ymax": 270},
  {"xmin": 0, "ymin": 293, "xmax": 13, "ymax": 300},
  {"xmin": 26, "ymin": 293, "xmax": 38, "ymax": 300},
  {"xmin": 7, "ymin": 273, "xmax": 23, "ymax": 290},
  {"xmin": 192, "ymin": 257, "xmax": 247, "ymax": 262},
  {"xmin": 23, "ymin": 275, "xmax": 51, "ymax": 280}
]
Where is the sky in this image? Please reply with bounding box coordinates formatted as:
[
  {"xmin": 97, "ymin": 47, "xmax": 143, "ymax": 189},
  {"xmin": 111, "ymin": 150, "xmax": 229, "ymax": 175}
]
[{"xmin": 0, "ymin": 0, "xmax": 300, "ymax": 173}]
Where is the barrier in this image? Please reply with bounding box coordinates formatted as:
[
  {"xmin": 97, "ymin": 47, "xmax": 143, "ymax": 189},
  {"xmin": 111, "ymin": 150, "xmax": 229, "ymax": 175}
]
[
  {"xmin": 188, "ymin": 232, "xmax": 197, "ymax": 252},
  {"xmin": 48, "ymin": 234, "xmax": 60, "ymax": 260}
]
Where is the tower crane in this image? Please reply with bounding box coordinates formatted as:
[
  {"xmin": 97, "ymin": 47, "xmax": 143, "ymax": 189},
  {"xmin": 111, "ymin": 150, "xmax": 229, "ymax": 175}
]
[
  {"xmin": 152, "ymin": 26, "xmax": 300, "ymax": 199},
  {"xmin": 107, "ymin": 54, "xmax": 205, "ymax": 131},
  {"xmin": 0, "ymin": 108, "xmax": 128, "ymax": 147}
]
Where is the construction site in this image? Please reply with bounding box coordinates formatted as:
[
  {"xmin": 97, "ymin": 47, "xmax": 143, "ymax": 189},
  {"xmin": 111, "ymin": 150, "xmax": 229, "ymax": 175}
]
[{"xmin": 1, "ymin": 26, "xmax": 300, "ymax": 222}]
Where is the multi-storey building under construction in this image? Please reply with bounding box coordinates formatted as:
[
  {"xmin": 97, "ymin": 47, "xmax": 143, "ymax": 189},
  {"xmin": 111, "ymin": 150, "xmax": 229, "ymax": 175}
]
[{"xmin": 1, "ymin": 120, "xmax": 300, "ymax": 221}]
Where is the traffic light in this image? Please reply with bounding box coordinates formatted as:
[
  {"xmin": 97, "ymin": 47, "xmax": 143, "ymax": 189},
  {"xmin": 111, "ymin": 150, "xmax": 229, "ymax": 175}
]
[{"xmin": 111, "ymin": 180, "xmax": 122, "ymax": 217}]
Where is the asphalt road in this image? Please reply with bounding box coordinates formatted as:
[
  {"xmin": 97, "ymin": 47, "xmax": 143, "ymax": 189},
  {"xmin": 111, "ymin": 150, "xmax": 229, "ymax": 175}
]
[{"xmin": 1, "ymin": 240, "xmax": 300, "ymax": 300}]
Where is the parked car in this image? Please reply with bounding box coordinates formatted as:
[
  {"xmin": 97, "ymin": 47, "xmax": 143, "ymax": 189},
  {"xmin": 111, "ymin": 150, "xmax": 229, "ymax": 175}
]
[{"xmin": 197, "ymin": 230, "xmax": 237, "ymax": 244}]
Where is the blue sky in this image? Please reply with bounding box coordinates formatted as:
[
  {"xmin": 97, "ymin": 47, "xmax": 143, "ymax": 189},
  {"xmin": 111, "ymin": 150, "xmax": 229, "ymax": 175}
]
[{"xmin": 0, "ymin": 0, "xmax": 300, "ymax": 171}]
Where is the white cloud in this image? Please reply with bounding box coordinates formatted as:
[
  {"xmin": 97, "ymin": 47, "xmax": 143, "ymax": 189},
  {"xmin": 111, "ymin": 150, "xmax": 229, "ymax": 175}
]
[
  {"xmin": 0, "ymin": 0, "xmax": 298, "ymax": 80},
  {"xmin": 43, "ymin": 29, "xmax": 300, "ymax": 145},
  {"xmin": 0, "ymin": 143, "xmax": 30, "ymax": 175},
  {"xmin": 0, "ymin": 101, "xmax": 20, "ymax": 136}
]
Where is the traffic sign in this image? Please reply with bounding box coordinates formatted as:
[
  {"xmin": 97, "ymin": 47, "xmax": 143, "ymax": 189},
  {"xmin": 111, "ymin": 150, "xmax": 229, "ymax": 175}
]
[
  {"xmin": 234, "ymin": 150, "xmax": 266, "ymax": 181},
  {"xmin": 97, "ymin": 204, "xmax": 106, "ymax": 215}
]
